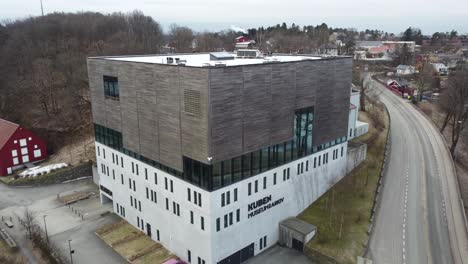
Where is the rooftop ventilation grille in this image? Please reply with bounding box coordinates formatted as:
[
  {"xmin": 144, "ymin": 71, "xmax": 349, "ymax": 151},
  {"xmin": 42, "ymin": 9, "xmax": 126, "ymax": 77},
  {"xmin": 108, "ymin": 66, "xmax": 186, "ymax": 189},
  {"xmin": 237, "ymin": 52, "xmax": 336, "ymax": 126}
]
[
  {"xmin": 184, "ymin": 89, "xmax": 201, "ymax": 116},
  {"xmin": 236, "ymin": 49, "xmax": 261, "ymax": 58}
]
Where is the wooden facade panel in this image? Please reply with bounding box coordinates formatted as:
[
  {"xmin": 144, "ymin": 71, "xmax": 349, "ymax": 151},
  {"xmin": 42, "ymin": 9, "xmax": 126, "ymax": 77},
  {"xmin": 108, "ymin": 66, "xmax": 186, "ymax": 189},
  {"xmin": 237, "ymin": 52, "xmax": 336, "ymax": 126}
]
[
  {"xmin": 156, "ymin": 66, "xmax": 183, "ymax": 171},
  {"xmin": 179, "ymin": 67, "xmax": 209, "ymax": 163},
  {"xmin": 295, "ymin": 61, "xmax": 317, "ymax": 110},
  {"xmin": 269, "ymin": 63, "xmax": 296, "ymax": 145},
  {"xmin": 209, "ymin": 58, "xmax": 351, "ymax": 162},
  {"xmin": 88, "ymin": 60, "xmax": 106, "ymax": 127},
  {"xmin": 209, "ymin": 67, "xmax": 244, "ymax": 162},
  {"xmin": 88, "ymin": 60, "xmax": 121, "ymax": 131},
  {"xmin": 242, "ymin": 65, "xmax": 272, "ymax": 152},
  {"xmin": 119, "ymin": 63, "xmax": 141, "ymax": 154},
  {"xmin": 312, "ymin": 59, "xmax": 351, "ymax": 146},
  {"xmin": 88, "ymin": 57, "xmax": 352, "ymax": 170},
  {"xmin": 136, "ymin": 64, "xmax": 159, "ymax": 162}
]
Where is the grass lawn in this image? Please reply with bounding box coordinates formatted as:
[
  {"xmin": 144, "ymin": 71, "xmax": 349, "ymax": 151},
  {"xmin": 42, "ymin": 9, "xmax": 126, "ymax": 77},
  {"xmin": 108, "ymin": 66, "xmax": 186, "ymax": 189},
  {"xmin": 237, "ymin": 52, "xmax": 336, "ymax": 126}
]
[
  {"xmin": 298, "ymin": 105, "xmax": 389, "ymax": 264},
  {"xmin": 0, "ymin": 175, "xmax": 15, "ymax": 184},
  {"xmin": 97, "ymin": 219, "xmax": 175, "ymax": 263},
  {"xmin": 101, "ymin": 223, "xmax": 139, "ymax": 246},
  {"xmin": 114, "ymin": 235, "xmax": 156, "ymax": 259},
  {"xmin": 0, "ymin": 239, "xmax": 26, "ymax": 264}
]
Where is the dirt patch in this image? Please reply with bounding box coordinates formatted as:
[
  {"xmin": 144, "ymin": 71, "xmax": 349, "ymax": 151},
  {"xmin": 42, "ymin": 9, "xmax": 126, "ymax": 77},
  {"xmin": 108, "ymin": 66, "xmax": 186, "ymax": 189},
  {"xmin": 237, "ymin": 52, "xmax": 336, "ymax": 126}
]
[
  {"xmin": 44, "ymin": 134, "xmax": 95, "ymax": 166},
  {"xmin": 96, "ymin": 219, "xmax": 177, "ymax": 264},
  {"xmin": 0, "ymin": 239, "xmax": 26, "ymax": 264}
]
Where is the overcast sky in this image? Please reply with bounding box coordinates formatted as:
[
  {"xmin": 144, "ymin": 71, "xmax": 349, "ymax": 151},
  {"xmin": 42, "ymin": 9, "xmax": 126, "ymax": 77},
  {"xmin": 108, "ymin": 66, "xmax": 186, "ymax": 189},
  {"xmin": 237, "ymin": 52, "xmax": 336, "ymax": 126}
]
[{"xmin": 2, "ymin": 0, "xmax": 467, "ymax": 34}]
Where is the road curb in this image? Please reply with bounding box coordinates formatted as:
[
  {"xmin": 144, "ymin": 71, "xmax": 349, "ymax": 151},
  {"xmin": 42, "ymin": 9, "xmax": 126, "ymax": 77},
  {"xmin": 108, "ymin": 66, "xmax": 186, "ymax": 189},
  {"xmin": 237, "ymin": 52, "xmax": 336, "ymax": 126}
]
[{"xmin": 362, "ymin": 77, "xmax": 392, "ymax": 258}]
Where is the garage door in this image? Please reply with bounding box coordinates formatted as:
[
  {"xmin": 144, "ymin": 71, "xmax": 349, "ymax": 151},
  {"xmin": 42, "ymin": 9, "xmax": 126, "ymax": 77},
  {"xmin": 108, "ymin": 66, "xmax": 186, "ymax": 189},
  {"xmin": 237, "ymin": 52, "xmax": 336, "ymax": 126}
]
[
  {"xmin": 292, "ymin": 238, "xmax": 304, "ymax": 252},
  {"xmin": 218, "ymin": 243, "xmax": 254, "ymax": 264}
]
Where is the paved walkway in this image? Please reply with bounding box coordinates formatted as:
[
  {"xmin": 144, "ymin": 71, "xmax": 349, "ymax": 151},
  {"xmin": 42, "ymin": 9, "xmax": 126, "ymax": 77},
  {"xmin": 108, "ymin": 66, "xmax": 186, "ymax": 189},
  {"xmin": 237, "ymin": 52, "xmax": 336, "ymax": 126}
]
[
  {"xmin": 245, "ymin": 245, "xmax": 312, "ymax": 264},
  {"xmin": 0, "ymin": 179, "xmax": 125, "ymax": 264}
]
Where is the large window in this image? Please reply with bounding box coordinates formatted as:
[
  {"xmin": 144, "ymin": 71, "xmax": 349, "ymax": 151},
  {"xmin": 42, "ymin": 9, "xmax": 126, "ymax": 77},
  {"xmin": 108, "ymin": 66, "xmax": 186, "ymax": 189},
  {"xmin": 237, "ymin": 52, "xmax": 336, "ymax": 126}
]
[
  {"xmin": 103, "ymin": 76, "xmax": 119, "ymax": 99},
  {"xmin": 294, "ymin": 106, "xmax": 314, "ymax": 158}
]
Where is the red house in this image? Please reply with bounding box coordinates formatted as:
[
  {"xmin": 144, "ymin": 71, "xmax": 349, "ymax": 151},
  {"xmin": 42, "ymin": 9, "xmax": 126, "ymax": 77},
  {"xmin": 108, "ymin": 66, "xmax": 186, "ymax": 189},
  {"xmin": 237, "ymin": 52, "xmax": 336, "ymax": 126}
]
[
  {"xmin": 0, "ymin": 119, "xmax": 47, "ymax": 176},
  {"xmin": 235, "ymin": 36, "xmax": 251, "ymax": 43}
]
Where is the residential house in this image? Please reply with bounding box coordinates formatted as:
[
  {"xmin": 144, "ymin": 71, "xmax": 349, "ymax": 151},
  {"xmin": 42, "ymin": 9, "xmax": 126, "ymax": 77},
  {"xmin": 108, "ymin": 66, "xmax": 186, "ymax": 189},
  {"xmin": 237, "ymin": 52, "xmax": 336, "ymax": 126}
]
[
  {"xmin": 0, "ymin": 119, "xmax": 47, "ymax": 176},
  {"xmin": 396, "ymin": 65, "xmax": 416, "ymax": 75}
]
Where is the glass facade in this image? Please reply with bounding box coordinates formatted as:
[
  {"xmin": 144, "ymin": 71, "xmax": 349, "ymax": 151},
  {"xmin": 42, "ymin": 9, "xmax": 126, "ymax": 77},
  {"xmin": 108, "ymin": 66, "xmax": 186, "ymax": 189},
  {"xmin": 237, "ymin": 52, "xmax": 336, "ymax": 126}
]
[
  {"xmin": 94, "ymin": 124, "xmax": 184, "ymax": 178},
  {"xmin": 94, "ymin": 105, "xmax": 347, "ymax": 191}
]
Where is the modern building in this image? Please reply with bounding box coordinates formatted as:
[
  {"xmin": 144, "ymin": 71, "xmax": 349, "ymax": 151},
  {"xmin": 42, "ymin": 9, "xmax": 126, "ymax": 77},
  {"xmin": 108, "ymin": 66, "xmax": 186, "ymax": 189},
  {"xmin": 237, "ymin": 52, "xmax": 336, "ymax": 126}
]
[
  {"xmin": 88, "ymin": 51, "xmax": 367, "ymax": 264},
  {"xmin": 0, "ymin": 118, "xmax": 47, "ymax": 176}
]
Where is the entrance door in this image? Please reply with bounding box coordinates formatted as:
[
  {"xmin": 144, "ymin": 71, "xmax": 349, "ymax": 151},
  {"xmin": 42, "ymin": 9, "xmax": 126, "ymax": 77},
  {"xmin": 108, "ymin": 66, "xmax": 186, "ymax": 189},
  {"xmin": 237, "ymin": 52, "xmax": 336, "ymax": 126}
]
[
  {"xmin": 292, "ymin": 238, "xmax": 304, "ymax": 252},
  {"xmin": 240, "ymin": 243, "xmax": 254, "ymax": 262},
  {"xmin": 217, "ymin": 243, "xmax": 254, "ymax": 264},
  {"xmin": 7, "ymin": 167, "xmax": 12, "ymax": 175},
  {"xmin": 146, "ymin": 223, "xmax": 152, "ymax": 237}
]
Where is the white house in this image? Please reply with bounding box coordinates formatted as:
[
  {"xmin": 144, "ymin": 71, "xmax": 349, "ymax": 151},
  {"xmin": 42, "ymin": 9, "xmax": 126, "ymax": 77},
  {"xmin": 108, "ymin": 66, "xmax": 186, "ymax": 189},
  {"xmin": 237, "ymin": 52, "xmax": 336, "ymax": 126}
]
[{"xmin": 396, "ymin": 65, "xmax": 416, "ymax": 75}]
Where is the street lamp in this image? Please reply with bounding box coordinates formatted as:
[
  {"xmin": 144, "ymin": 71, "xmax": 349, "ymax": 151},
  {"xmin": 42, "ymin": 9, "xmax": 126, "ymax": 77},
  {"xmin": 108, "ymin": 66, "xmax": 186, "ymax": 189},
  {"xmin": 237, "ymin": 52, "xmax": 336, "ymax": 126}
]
[
  {"xmin": 43, "ymin": 215, "xmax": 49, "ymax": 243},
  {"xmin": 68, "ymin": 239, "xmax": 75, "ymax": 264}
]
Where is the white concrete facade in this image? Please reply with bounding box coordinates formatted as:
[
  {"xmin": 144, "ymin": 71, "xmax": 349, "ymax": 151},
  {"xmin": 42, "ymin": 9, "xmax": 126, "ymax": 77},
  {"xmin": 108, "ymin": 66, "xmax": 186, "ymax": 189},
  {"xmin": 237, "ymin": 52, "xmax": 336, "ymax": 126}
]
[{"xmin": 97, "ymin": 140, "xmax": 349, "ymax": 264}]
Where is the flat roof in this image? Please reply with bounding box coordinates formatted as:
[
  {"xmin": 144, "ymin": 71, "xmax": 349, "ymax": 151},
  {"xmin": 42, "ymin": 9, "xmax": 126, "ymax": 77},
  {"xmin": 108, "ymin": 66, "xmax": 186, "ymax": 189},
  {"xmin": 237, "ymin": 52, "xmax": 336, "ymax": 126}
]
[
  {"xmin": 280, "ymin": 217, "xmax": 316, "ymax": 235},
  {"xmin": 90, "ymin": 52, "xmax": 345, "ymax": 68}
]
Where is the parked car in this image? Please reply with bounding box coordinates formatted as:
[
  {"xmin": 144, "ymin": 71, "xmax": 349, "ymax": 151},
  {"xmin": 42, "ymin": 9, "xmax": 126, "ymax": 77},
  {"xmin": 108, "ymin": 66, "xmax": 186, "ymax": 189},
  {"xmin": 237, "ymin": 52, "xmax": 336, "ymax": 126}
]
[{"xmin": 163, "ymin": 259, "xmax": 186, "ymax": 264}]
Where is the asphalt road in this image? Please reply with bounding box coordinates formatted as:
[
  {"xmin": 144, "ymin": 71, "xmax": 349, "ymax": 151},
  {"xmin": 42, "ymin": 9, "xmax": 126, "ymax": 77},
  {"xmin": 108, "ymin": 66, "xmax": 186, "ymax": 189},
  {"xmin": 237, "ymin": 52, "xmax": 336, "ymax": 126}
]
[{"xmin": 366, "ymin": 75, "xmax": 468, "ymax": 264}]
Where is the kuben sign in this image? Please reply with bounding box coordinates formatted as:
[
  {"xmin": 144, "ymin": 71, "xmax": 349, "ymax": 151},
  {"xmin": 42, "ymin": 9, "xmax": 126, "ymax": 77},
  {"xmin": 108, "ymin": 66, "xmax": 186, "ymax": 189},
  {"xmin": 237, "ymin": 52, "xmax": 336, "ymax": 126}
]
[{"xmin": 247, "ymin": 195, "xmax": 284, "ymax": 219}]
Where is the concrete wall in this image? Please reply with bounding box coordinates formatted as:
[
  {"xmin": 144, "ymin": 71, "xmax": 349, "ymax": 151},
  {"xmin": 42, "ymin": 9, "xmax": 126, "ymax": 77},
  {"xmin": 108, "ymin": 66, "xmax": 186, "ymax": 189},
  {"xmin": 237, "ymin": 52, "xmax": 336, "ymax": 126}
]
[
  {"xmin": 355, "ymin": 121, "xmax": 369, "ymax": 139},
  {"xmin": 346, "ymin": 142, "xmax": 367, "ymax": 173},
  {"xmin": 209, "ymin": 142, "xmax": 348, "ymax": 262},
  {"xmin": 97, "ymin": 141, "xmax": 349, "ymax": 264},
  {"xmin": 97, "ymin": 143, "xmax": 213, "ymax": 263}
]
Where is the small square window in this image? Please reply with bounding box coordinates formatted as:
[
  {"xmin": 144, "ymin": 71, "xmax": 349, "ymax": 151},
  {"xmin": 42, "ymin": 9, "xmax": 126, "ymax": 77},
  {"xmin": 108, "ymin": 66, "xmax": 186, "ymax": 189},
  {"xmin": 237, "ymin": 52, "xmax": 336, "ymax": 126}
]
[
  {"xmin": 11, "ymin": 150, "xmax": 17, "ymax": 157},
  {"xmin": 21, "ymin": 147, "xmax": 28, "ymax": 155},
  {"xmin": 33, "ymin": 149, "xmax": 42, "ymax": 158}
]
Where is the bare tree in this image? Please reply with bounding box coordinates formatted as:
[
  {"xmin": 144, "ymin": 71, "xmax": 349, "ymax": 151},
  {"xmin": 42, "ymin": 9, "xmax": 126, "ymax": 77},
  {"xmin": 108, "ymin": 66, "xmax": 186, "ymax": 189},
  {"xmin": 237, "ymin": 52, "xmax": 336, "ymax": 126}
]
[
  {"xmin": 21, "ymin": 207, "xmax": 37, "ymax": 239},
  {"xmin": 443, "ymin": 67, "xmax": 468, "ymax": 155},
  {"xmin": 0, "ymin": 11, "xmax": 164, "ymax": 153},
  {"xmin": 195, "ymin": 32, "xmax": 222, "ymax": 52},
  {"xmin": 438, "ymin": 87, "xmax": 455, "ymax": 133},
  {"xmin": 415, "ymin": 61, "xmax": 434, "ymax": 103},
  {"xmin": 169, "ymin": 24, "xmax": 194, "ymax": 53}
]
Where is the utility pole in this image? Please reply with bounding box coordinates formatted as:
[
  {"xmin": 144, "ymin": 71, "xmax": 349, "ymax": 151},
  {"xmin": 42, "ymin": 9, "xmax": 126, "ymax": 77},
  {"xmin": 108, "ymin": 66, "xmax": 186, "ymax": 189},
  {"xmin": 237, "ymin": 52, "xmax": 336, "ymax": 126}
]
[
  {"xmin": 68, "ymin": 239, "xmax": 74, "ymax": 264},
  {"xmin": 43, "ymin": 215, "xmax": 49, "ymax": 243},
  {"xmin": 40, "ymin": 0, "xmax": 44, "ymax": 16}
]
